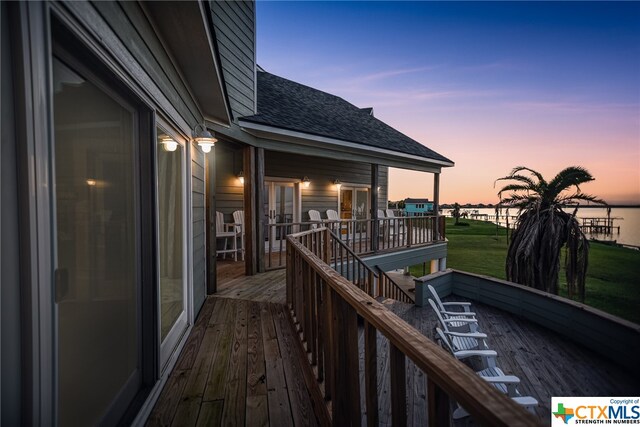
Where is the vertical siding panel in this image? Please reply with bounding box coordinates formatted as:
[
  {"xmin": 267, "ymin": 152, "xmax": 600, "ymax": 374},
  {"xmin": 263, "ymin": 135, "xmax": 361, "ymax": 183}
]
[
  {"xmin": 209, "ymin": 0, "xmax": 256, "ymax": 120},
  {"xmin": 192, "ymin": 142, "xmax": 206, "ymax": 313}
]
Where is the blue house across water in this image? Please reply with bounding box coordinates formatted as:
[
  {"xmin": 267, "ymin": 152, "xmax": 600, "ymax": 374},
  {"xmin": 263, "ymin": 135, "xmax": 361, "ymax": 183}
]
[{"xmin": 404, "ymin": 198, "xmax": 434, "ymax": 216}]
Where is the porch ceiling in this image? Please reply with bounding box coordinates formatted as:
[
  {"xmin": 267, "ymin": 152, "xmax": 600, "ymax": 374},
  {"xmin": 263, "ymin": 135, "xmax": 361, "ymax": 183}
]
[{"xmin": 237, "ymin": 121, "xmax": 451, "ymax": 174}]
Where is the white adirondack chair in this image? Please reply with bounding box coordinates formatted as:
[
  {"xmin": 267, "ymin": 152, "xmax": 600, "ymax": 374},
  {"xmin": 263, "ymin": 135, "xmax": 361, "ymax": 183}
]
[
  {"xmin": 428, "ymin": 285, "xmax": 476, "ymax": 317},
  {"xmin": 429, "ymin": 298, "xmax": 481, "ymax": 334},
  {"xmin": 326, "ymin": 209, "xmax": 339, "ymax": 221},
  {"xmin": 215, "ymin": 211, "xmax": 237, "ymax": 260},
  {"xmin": 233, "ymin": 210, "xmax": 245, "ymax": 261},
  {"xmin": 308, "ymin": 210, "xmax": 322, "ymax": 229},
  {"xmin": 436, "ymin": 328, "xmax": 539, "ymax": 419},
  {"xmin": 385, "ymin": 208, "xmax": 397, "ymax": 218}
]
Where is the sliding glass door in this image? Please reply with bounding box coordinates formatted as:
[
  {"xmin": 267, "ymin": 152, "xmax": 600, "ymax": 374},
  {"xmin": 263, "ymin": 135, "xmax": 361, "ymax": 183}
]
[{"xmin": 53, "ymin": 55, "xmax": 142, "ymax": 425}]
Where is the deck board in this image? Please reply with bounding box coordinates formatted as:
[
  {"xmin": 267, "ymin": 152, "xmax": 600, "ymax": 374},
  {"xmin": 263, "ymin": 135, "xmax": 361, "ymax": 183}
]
[{"xmin": 147, "ymin": 297, "xmax": 320, "ymax": 427}]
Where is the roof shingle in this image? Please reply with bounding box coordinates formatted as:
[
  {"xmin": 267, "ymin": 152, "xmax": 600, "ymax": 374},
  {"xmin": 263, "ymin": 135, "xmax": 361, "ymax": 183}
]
[{"xmin": 240, "ymin": 71, "xmax": 453, "ymax": 164}]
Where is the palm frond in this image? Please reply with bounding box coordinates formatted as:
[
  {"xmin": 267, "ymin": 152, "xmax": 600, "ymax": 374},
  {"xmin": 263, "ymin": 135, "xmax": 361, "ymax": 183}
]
[
  {"xmin": 557, "ymin": 193, "xmax": 607, "ymax": 205},
  {"xmin": 547, "ymin": 166, "xmax": 596, "ymax": 201}
]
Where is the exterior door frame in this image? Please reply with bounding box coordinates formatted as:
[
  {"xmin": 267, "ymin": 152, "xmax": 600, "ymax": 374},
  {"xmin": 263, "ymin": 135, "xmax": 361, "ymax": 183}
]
[
  {"xmin": 155, "ymin": 120, "xmax": 191, "ymax": 371},
  {"xmin": 50, "ymin": 21, "xmax": 157, "ymax": 426},
  {"xmin": 264, "ymin": 177, "xmax": 301, "ymax": 250},
  {"xmin": 338, "ymin": 183, "xmax": 371, "ymax": 220}
]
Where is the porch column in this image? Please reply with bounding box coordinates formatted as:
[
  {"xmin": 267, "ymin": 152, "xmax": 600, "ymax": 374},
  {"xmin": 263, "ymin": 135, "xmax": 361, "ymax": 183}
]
[
  {"xmin": 430, "ymin": 259, "xmax": 439, "ymax": 274},
  {"xmin": 433, "ymin": 172, "xmax": 440, "ymax": 239},
  {"xmin": 255, "ymin": 148, "xmax": 265, "ymax": 273},
  {"xmin": 243, "ymin": 146, "xmax": 257, "ymax": 275},
  {"xmin": 371, "ymin": 164, "xmax": 379, "ymax": 252},
  {"xmin": 206, "ymin": 148, "xmax": 216, "ymax": 294}
]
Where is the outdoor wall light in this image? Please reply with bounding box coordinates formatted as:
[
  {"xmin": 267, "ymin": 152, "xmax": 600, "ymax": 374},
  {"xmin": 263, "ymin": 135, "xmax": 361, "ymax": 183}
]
[
  {"xmin": 86, "ymin": 179, "xmax": 97, "ymax": 186},
  {"xmin": 238, "ymin": 171, "xmax": 245, "ymax": 185},
  {"xmin": 302, "ymin": 176, "xmax": 311, "ymax": 188},
  {"xmin": 333, "ymin": 179, "xmax": 342, "ymax": 190},
  {"xmin": 159, "ymin": 135, "xmax": 178, "ymax": 152},
  {"xmin": 192, "ymin": 123, "xmax": 217, "ymax": 153},
  {"xmin": 377, "ymin": 186, "xmax": 381, "ymax": 192}
]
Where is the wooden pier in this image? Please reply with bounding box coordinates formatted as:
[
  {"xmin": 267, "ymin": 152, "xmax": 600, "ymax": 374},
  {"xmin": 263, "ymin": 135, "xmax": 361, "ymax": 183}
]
[{"xmin": 579, "ymin": 217, "xmax": 621, "ymax": 235}]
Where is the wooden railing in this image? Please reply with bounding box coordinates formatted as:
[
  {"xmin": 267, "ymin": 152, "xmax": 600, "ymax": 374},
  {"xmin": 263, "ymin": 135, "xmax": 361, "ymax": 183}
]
[
  {"xmin": 266, "ymin": 215, "xmax": 446, "ymax": 270},
  {"xmin": 377, "ymin": 268, "xmax": 415, "ymax": 304},
  {"xmin": 286, "ymin": 228, "xmax": 541, "ymax": 427}
]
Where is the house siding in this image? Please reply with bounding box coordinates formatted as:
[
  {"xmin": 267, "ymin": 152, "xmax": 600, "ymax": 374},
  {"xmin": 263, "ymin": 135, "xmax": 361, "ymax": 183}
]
[
  {"xmin": 192, "ymin": 142, "xmax": 207, "ymax": 313},
  {"xmin": 264, "ymin": 151, "xmax": 389, "ymax": 220},
  {"xmin": 214, "ymin": 140, "xmax": 245, "ymax": 223},
  {"xmin": 209, "ymin": 0, "xmax": 256, "ymax": 121}
]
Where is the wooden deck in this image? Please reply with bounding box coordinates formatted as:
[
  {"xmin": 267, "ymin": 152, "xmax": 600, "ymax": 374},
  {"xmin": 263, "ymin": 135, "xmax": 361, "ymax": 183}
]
[
  {"xmin": 216, "ymin": 266, "xmax": 286, "ymax": 305},
  {"xmin": 375, "ymin": 297, "xmax": 639, "ymax": 426},
  {"xmin": 151, "ymin": 264, "xmax": 638, "ymax": 426},
  {"xmin": 147, "ymin": 296, "xmax": 319, "ymax": 427}
]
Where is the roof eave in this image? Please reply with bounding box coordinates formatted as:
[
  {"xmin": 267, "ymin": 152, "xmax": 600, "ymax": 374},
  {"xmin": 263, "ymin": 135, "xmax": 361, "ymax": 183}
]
[
  {"xmin": 143, "ymin": 0, "xmax": 231, "ymax": 126},
  {"xmin": 238, "ymin": 119, "xmax": 455, "ymax": 173}
]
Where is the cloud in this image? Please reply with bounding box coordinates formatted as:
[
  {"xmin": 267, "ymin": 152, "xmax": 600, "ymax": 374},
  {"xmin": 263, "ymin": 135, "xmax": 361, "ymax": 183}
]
[
  {"xmin": 506, "ymin": 100, "xmax": 639, "ymax": 114},
  {"xmin": 356, "ymin": 66, "xmax": 440, "ymax": 82}
]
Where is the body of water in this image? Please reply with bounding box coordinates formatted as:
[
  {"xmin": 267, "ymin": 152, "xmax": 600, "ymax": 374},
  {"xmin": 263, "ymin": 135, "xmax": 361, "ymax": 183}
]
[{"xmin": 448, "ymin": 207, "xmax": 640, "ymax": 248}]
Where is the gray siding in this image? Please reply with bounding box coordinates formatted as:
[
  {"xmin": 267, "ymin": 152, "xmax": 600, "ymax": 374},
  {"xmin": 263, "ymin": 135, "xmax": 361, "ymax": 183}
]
[
  {"xmin": 192, "ymin": 143, "xmax": 206, "ymax": 314},
  {"xmin": 89, "ymin": 1, "xmax": 200, "ymax": 128},
  {"xmin": 214, "ymin": 140, "xmax": 245, "ymax": 223},
  {"xmin": 1, "ymin": 4, "xmax": 22, "ymax": 423},
  {"xmin": 265, "ymin": 151, "xmax": 388, "ymax": 220},
  {"xmin": 209, "ymin": 0, "xmax": 256, "ymax": 120}
]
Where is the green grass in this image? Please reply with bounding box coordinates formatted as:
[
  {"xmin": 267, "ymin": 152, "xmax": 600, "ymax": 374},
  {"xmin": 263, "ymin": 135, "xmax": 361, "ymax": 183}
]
[{"xmin": 410, "ymin": 218, "xmax": 640, "ymax": 324}]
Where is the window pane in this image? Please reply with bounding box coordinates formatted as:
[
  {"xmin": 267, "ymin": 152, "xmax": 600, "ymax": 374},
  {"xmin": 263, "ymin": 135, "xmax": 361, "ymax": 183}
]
[
  {"xmin": 157, "ymin": 129, "xmax": 184, "ymax": 341},
  {"xmin": 53, "ymin": 57, "xmax": 138, "ymax": 426}
]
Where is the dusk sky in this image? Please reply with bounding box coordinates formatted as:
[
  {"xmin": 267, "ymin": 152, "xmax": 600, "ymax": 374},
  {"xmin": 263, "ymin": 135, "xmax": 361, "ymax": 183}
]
[{"xmin": 256, "ymin": 1, "xmax": 640, "ymax": 205}]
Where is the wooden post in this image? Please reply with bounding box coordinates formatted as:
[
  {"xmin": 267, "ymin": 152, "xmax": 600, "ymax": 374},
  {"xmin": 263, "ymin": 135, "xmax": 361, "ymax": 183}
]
[
  {"xmin": 371, "ymin": 164, "xmax": 379, "ymax": 253},
  {"xmin": 364, "ymin": 321, "xmax": 378, "ymax": 427},
  {"xmin": 333, "ymin": 295, "xmax": 361, "ymax": 425},
  {"xmin": 390, "ymin": 343, "xmax": 407, "ymax": 426},
  {"xmin": 243, "ymin": 146, "xmax": 256, "ymax": 275},
  {"xmin": 433, "ymin": 172, "xmax": 440, "ymax": 239},
  {"xmin": 255, "ymin": 148, "xmax": 265, "ymax": 272},
  {"xmin": 428, "ymin": 377, "xmax": 450, "ymax": 427},
  {"xmin": 205, "ymin": 146, "xmax": 216, "ymax": 294}
]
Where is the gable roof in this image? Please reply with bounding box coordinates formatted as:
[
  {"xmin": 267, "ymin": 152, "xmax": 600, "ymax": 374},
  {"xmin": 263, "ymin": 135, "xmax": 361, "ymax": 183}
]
[
  {"xmin": 239, "ymin": 71, "xmax": 453, "ymax": 165},
  {"xmin": 405, "ymin": 198, "xmax": 432, "ymax": 204}
]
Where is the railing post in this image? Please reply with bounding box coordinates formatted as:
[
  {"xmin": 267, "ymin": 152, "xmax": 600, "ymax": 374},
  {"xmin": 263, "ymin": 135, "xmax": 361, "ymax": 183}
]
[
  {"xmin": 323, "ymin": 283, "xmax": 334, "ymax": 402},
  {"xmin": 286, "ymin": 240, "xmax": 292, "ymax": 307},
  {"xmin": 333, "ymin": 295, "xmax": 361, "ymax": 426},
  {"xmin": 390, "ymin": 343, "xmax": 407, "ymax": 426},
  {"xmin": 428, "ymin": 377, "xmax": 450, "ymax": 427},
  {"xmin": 407, "ymin": 218, "xmax": 413, "ymax": 247},
  {"xmin": 364, "ymin": 321, "xmax": 378, "ymax": 427},
  {"xmin": 323, "ymin": 227, "xmax": 331, "ymax": 264}
]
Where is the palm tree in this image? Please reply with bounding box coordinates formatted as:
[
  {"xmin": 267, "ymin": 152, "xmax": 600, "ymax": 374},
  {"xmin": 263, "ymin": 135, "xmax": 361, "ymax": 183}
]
[
  {"xmin": 451, "ymin": 203, "xmax": 461, "ymax": 225},
  {"xmin": 496, "ymin": 166, "xmax": 605, "ymax": 301}
]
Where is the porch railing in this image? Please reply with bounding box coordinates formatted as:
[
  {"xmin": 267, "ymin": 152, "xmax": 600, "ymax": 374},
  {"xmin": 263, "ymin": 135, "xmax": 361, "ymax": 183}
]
[
  {"xmin": 266, "ymin": 215, "xmax": 446, "ymax": 270},
  {"xmin": 286, "ymin": 228, "xmax": 541, "ymax": 426},
  {"xmin": 377, "ymin": 268, "xmax": 414, "ymax": 304}
]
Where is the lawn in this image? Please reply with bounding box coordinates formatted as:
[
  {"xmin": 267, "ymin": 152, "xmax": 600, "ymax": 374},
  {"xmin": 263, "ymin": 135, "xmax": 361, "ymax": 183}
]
[{"xmin": 410, "ymin": 218, "xmax": 640, "ymax": 324}]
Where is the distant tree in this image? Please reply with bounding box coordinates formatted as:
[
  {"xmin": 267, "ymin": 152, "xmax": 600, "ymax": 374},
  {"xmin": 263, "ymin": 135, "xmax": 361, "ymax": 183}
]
[
  {"xmin": 451, "ymin": 203, "xmax": 461, "ymax": 225},
  {"xmin": 496, "ymin": 166, "xmax": 605, "ymax": 301}
]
